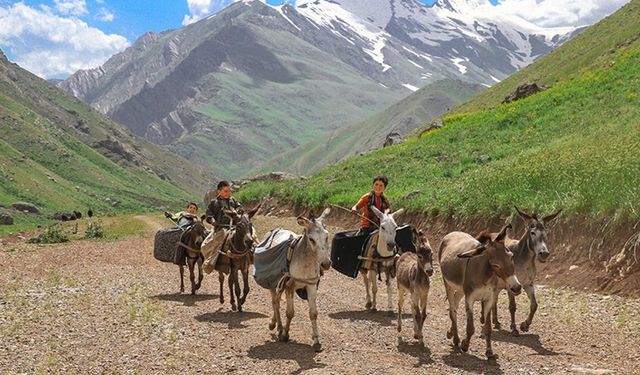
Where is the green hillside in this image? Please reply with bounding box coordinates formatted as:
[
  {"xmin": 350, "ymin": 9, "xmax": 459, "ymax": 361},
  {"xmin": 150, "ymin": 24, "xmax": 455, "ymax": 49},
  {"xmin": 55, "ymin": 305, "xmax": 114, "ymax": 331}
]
[
  {"xmin": 236, "ymin": 1, "xmax": 640, "ymax": 221},
  {"xmin": 0, "ymin": 51, "xmax": 213, "ymax": 232},
  {"xmin": 253, "ymin": 79, "xmax": 484, "ymax": 175}
]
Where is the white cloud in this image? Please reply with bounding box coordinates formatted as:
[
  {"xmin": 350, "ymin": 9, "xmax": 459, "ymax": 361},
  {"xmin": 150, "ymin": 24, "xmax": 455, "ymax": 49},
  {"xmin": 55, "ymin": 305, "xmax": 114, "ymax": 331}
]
[
  {"xmin": 492, "ymin": 0, "xmax": 630, "ymax": 27},
  {"xmin": 54, "ymin": 0, "xmax": 88, "ymax": 16},
  {"xmin": 96, "ymin": 7, "xmax": 114, "ymax": 22},
  {"xmin": 0, "ymin": 2, "xmax": 129, "ymax": 79},
  {"xmin": 183, "ymin": 0, "xmax": 234, "ymax": 25}
]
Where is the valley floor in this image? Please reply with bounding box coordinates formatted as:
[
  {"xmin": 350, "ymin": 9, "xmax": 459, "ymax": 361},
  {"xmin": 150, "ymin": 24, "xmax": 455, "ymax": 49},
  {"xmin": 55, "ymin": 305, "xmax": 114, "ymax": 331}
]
[{"xmin": 1, "ymin": 214, "xmax": 639, "ymax": 374}]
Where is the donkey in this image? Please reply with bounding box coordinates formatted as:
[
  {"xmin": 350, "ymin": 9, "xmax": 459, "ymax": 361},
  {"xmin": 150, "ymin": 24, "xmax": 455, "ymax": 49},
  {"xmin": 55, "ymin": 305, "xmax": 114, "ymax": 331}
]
[
  {"xmin": 359, "ymin": 206, "xmax": 404, "ymax": 312},
  {"xmin": 178, "ymin": 220, "xmax": 207, "ymax": 295},
  {"xmin": 396, "ymin": 228, "xmax": 433, "ymax": 344},
  {"xmin": 216, "ymin": 205, "xmax": 260, "ymax": 312},
  {"xmin": 439, "ymin": 224, "xmax": 522, "ymax": 360},
  {"xmin": 482, "ymin": 207, "xmax": 562, "ymax": 335},
  {"xmin": 268, "ymin": 208, "xmax": 332, "ymax": 352}
]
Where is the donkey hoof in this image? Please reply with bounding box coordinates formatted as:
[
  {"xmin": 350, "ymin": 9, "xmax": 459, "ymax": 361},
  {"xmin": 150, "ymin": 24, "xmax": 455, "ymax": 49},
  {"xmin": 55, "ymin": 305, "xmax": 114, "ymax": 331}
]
[
  {"xmin": 191, "ymin": 290, "xmax": 196, "ymax": 295},
  {"xmin": 520, "ymin": 322, "xmax": 530, "ymax": 332},
  {"xmin": 312, "ymin": 343, "xmax": 323, "ymax": 352},
  {"xmin": 461, "ymin": 339, "xmax": 470, "ymax": 352},
  {"xmin": 231, "ymin": 305, "xmax": 237, "ymax": 312},
  {"xmin": 453, "ymin": 337, "xmax": 460, "ymax": 347},
  {"xmin": 268, "ymin": 322, "xmax": 276, "ymax": 330},
  {"xmin": 370, "ymin": 307, "xmax": 378, "ymax": 312},
  {"xmin": 365, "ymin": 302, "xmax": 372, "ymax": 310},
  {"xmin": 486, "ymin": 351, "xmax": 497, "ymax": 362},
  {"xmin": 237, "ymin": 305, "xmax": 243, "ymax": 313},
  {"xmin": 511, "ymin": 329, "xmax": 520, "ymax": 337},
  {"xmin": 479, "ymin": 316, "xmax": 485, "ymax": 324},
  {"xmin": 494, "ymin": 322, "xmax": 501, "ymax": 330},
  {"xmin": 279, "ymin": 332, "xmax": 289, "ymax": 342},
  {"xmin": 446, "ymin": 330, "xmax": 453, "ymax": 339}
]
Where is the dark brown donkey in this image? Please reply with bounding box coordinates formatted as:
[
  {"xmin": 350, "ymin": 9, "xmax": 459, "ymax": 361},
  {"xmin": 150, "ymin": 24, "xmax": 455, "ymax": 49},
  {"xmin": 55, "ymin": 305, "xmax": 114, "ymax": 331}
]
[
  {"xmin": 439, "ymin": 224, "xmax": 522, "ymax": 361},
  {"xmin": 178, "ymin": 220, "xmax": 207, "ymax": 295},
  {"xmin": 216, "ymin": 205, "xmax": 261, "ymax": 312},
  {"xmin": 482, "ymin": 207, "xmax": 562, "ymax": 335},
  {"xmin": 396, "ymin": 228, "xmax": 434, "ymax": 344}
]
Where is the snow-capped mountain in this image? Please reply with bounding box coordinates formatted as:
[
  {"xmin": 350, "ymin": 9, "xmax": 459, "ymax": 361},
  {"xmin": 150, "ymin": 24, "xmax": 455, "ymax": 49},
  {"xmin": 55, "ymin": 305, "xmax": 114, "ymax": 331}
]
[{"xmin": 59, "ymin": 0, "xmax": 579, "ymax": 177}]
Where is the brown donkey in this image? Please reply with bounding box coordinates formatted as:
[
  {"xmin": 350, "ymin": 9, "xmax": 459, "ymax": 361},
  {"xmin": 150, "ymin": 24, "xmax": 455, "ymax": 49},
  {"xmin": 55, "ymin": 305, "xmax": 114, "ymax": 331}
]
[
  {"xmin": 396, "ymin": 228, "xmax": 433, "ymax": 344},
  {"xmin": 439, "ymin": 224, "xmax": 522, "ymax": 360},
  {"xmin": 178, "ymin": 220, "xmax": 207, "ymax": 295},
  {"xmin": 483, "ymin": 207, "xmax": 561, "ymax": 335},
  {"xmin": 216, "ymin": 205, "xmax": 261, "ymax": 312}
]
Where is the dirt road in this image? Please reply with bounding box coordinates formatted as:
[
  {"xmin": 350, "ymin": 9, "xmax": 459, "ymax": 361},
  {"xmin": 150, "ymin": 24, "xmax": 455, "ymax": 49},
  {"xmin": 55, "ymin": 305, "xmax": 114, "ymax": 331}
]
[{"xmin": 1, "ymin": 214, "xmax": 639, "ymax": 374}]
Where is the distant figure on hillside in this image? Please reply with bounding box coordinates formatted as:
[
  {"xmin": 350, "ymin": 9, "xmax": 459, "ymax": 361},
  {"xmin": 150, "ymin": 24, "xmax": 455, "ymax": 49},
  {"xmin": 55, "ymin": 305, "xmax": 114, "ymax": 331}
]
[
  {"xmin": 87, "ymin": 208, "xmax": 94, "ymax": 218},
  {"xmin": 164, "ymin": 202, "xmax": 199, "ymax": 228},
  {"xmin": 351, "ymin": 175, "xmax": 391, "ymax": 236},
  {"xmin": 201, "ymin": 180, "xmax": 243, "ymax": 273}
]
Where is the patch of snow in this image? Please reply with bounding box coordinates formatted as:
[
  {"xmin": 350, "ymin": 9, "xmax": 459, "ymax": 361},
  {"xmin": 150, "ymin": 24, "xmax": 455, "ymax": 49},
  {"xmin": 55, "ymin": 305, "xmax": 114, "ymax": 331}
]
[
  {"xmin": 402, "ymin": 83, "xmax": 419, "ymax": 92},
  {"xmin": 490, "ymin": 75, "xmax": 501, "ymax": 83},
  {"xmin": 276, "ymin": 6, "xmax": 301, "ymax": 31},
  {"xmin": 450, "ymin": 57, "xmax": 468, "ymax": 74},
  {"xmin": 408, "ymin": 59, "xmax": 424, "ymax": 69}
]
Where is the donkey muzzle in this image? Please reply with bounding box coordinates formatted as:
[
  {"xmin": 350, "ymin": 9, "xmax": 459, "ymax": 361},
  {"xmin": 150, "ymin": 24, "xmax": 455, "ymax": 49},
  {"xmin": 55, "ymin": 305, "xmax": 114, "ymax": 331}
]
[{"xmin": 321, "ymin": 260, "xmax": 332, "ymax": 271}]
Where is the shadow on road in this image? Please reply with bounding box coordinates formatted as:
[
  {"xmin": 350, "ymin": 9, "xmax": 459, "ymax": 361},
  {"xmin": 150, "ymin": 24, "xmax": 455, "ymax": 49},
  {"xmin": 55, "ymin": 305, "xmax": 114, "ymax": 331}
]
[
  {"xmin": 195, "ymin": 309, "xmax": 267, "ymax": 329},
  {"xmin": 442, "ymin": 349, "xmax": 503, "ymax": 375},
  {"xmin": 329, "ymin": 309, "xmax": 412, "ymax": 327},
  {"xmin": 151, "ymin": 293, "xmax": 218, "ymax": 306},
  {"xmin": 248, "ymin": 340, "xmax": 326, "ymax": 375},
  {"xmin": 397, "ymin": 336, "xmax": 434, "ymax": 367},
  {"xmin": 491, "ymin": 330, "xmax": 565, "ymax": 356}
]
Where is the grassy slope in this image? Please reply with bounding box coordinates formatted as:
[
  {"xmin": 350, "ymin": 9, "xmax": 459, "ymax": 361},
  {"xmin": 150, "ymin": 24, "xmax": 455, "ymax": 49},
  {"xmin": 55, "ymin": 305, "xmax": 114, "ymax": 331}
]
[
  {"xmin": 251, "ymin": 79, "xmax": 484, "ymax": 175},
  {"xmin": 236, "ymin": 1, "xmax": 640, "ymax": 221},
  {"xmin": 0, "ymin": 56, "xmax": 210, "ymax": 230}
]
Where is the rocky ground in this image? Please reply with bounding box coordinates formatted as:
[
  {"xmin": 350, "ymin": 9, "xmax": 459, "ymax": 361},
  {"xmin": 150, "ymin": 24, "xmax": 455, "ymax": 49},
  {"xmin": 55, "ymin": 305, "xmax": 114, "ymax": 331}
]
[{"xmin": 1, "ymin": 214, "xmax": 639, "ymax": 374}]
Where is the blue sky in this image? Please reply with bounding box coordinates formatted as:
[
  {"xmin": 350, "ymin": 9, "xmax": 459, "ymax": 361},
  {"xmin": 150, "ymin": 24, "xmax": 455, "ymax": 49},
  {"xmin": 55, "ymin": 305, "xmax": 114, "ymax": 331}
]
[{"xmin": 0, "ymin": 0, "xmax": 628, "ymax": 79}]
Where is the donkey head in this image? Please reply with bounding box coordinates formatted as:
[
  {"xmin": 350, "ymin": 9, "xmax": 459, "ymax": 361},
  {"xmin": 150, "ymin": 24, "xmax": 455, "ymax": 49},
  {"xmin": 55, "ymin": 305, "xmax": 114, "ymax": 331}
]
[
  {"xmin": 515, "ymin": 206, "xmax": 561, "ymax": 263},
  {"xmin": 370, "ymin": 206, "xmax": 404, "ymax": 256},
  {"xmin": 297, "ymin": 207, "xmax": 331, "ymax": 271},
  {"xmin": 183, "ymin": 219, "xmax": 206, "ymax": 249},
  {"xmin": 225, "ymin": 203, "xmax": 262, "ymax": 251},
  {"xmin": 413, "ymin": 228, "xmax": 433, "ymax": 277},
  {"xmin": 459, "ymin": 223, "xmax": 522, "ymax": 295}
]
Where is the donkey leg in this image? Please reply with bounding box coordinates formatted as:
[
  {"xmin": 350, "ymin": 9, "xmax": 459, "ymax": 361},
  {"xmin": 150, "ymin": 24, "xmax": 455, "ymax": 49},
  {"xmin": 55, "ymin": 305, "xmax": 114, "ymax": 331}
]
[
  {"xmin": 189, "ymin": 259, "xmax": 197, "ymax": 295},
  {"xmin": 508, "ymin": 290, "xmax": 519, "ymax": 336},
  {"xmin": 444, "ymin": 283, "xmax": 462, "ymax": 347},
  {"xmin": 482, "ymin": 298, "xmax": 496, "ymax": 360},
  {"xmin": 361, "ymin": 270, "xmax": 372, "ymax": 310},
  {"xmin": 228, "ymin": 270, "xmax": 237, "ymax": 311},
  {"xmin": 307, "ymin": 286, "xmax": 322, "ymax": 352},
  {"xmin": 195, "ymin": 257, "xmax": 203, "ymax": 292},
  {"xmin": 397, "ymin": 285, "xmax": 405, "ymax": 333},
  {"xmin": 385, "ymin": 271, "xmax": 393, "ymax": 311},
  {"xmin": 218, "ymin": 272, "xmax": 225, "ymax": 304},
  {"xmin": 492, "ymin": 298, "xmax": 501, "ymax": 330},
  {"xmin": 520, "ymin": 284, "xmax": 537, "ymax": 332},
  {"xmin": 411, "ymin": 293, "xmax": 422, "ymax": 342},
  {"xmin": 268, "ymin": 289, "xmax": 282, "ymax": 334},
  {"xmin": 280, "ymin": 288, "xmax": 294, "ymax": 342},
  {"xmin": 418, "ymin": 289, "xmax": 429, "ymax": 343},
  {"xmin": 369, "ymin": 269, "xmax": 378, "ymax": 312},
  {"xmin": 179, "ymin": 265, "xmax": 185, "ymax": 293},
  {"xmin": 461, "ymin": 296, "xmax": 475, "ymax": 352},
  {"xmin": 239, "ymin": 265, "xmax": 250, "ymax": 309},
  {"xmin": 233, "ymin": 267, "xmax": 242, "ymax": 312}
]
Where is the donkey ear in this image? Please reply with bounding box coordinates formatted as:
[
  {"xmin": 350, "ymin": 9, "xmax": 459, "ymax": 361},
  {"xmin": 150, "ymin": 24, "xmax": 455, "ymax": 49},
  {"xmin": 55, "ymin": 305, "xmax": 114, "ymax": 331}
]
[
  {"xmin": 369, "ymin": 205, "xmax": 384, "ymax": 219},
  {"xmin": 297, "ymin": 216, "xmax": 310, "ymax": 227},
  {"xmin": 475, "ymin": 230, "xmax": 492, "ymax": 244},
  {"xmin": 514, "ymin": 206, "xmax": 533, "ymax": 221},
  {"xmin": 318, "ymin": 207, "xmax": 331, "ymax": 222},
  {"xmin": 247, "ymin": 202, "xmax": 262, "ymax": 219},
  {"xmin": 458, "ymin": 245, "xmax": 486, "ymax": 258},
  {"xmin": 495, "ymin": 223, "xmax": 512, "ymax": 243},
  {"xmin": 391, "ymin": 208, "xmax": 404, "ymax": 219},
  {"xmin": 542, "ymin": 208, "xmax": 562, "ymax": 224}
]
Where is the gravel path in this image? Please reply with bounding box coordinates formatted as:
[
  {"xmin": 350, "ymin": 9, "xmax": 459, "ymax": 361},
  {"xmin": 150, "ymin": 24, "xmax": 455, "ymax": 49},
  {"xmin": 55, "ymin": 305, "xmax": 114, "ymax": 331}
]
[{"xmin": 1, "ymin": 214, "xmax": 639, "ymax": 374}]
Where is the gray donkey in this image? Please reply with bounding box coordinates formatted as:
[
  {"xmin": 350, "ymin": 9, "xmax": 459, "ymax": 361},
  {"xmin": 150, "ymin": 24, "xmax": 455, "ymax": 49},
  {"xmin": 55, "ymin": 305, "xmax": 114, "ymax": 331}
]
[{"xmin": 396, "ymin": 228, "xmax": 433, "ymax": 344}]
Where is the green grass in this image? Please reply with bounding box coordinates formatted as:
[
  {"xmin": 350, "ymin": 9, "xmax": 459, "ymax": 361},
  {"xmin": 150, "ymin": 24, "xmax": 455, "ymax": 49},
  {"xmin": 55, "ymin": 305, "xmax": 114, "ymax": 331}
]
[{"xmin": 237, "ymin": 39, "xmax": 640, "ymax": 222}]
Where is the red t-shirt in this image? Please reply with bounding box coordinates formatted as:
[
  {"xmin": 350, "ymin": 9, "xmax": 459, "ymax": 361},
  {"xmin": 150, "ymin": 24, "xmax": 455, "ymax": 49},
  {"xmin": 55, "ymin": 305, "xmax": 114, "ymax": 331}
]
[{"xmin": 355, "ymin": 193, "xmax": 391, "ymax": 228}]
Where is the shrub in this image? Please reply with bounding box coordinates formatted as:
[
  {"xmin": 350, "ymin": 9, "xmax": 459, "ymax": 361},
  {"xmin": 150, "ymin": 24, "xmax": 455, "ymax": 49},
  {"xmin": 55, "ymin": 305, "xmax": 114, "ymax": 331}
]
[
  {"xmin": 28, "ymin": 224, "xmax": 69, "ymax": 244},
  {"xmin": 84, "ymin": 221, "xmax": 104, "ymax": 239}
]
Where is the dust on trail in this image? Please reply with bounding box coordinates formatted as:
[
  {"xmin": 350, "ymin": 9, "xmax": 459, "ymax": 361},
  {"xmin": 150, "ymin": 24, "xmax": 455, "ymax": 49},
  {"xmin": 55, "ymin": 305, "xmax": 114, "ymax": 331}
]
[{"xmin": 1, "ymin": 214, "xmax": 639, "ymax": 374}]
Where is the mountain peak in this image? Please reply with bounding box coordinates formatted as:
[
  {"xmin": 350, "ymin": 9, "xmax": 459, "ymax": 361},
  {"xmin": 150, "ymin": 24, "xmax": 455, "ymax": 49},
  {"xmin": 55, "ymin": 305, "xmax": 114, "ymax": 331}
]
[{"xmin": 436, "ymin": 0, "xmax": 488, "ymax": 12}]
